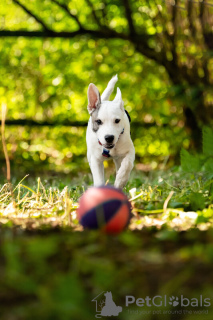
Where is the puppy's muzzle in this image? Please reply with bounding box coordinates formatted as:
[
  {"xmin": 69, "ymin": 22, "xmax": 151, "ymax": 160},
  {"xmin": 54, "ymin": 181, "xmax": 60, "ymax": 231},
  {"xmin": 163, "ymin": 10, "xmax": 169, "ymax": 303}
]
[
  {"xmin": 105, "ymin": 135, "xmax": 114, "ymax": 143},
  {"xmin": 104, "ymin": 135, "xmax": 115, "ymax": 149}
]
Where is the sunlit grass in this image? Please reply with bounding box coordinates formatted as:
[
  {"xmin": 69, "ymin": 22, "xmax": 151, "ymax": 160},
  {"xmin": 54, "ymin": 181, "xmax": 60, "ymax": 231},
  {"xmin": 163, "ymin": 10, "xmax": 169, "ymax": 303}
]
[
  {"xmin": 0, "ymin": 170, "xmax": 212, "ymax": 233},
  {"xmin": 0, "ymin": 176, "xmax": 80, "ymax": 231}
]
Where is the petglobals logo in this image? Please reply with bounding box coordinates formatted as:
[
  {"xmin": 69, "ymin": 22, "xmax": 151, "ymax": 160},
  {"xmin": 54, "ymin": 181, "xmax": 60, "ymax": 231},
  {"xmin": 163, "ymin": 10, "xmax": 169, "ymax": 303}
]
[
  {"xmin": 92, "ymin": 292, "xmax": 211, "ymax": 318},
  {"xmin": 125, "ymin": 295, "xmax": 211, "ymax": 308},
  {"xmin": 92, "ymin": 291, "xmax": 122, "ymax": 318}
]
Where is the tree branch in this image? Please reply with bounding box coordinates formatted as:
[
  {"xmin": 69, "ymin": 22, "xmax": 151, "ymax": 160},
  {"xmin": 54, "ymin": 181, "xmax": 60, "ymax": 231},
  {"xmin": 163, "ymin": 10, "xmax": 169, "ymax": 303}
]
[
  {"xmin": 84, "ymin": 0, "xmax": 103, "ymax": 28},
  {"xmin": 99, "ymin": 0, "xmax": 109, "ymax": 25},
  {"xmin": 50, "ymin": 0, "xmax": 83, "ymax": 29},
  {"xmin": 0, "ymin": 28, "xmax": 138, "ymax": 40},
  {"xmin": 135, "ymin": 42, "xmax": 165, "ymax": 66},
  {"xmin": 197, "ymin": 1, "xmax": 210, "ymax": 84},
  {"xmin": 169, "ymin": 1, "xmax": 178, "ymax": 68},
  {"xmin": 12, "ymin": 0, "xmax": 50, "ymax": 31},
  {"xmin": 121, "ymin": 0, "xmax": 136, "ymax": 36},
  {"xmin": 187, "ymin": 0, "xmax": 196, "ymax": 37},
  {"xmin": 199, "ymin": 0, "xmax": 205, "ymax": 30},
  {"xmin": 0, "ymin": 119, "xmax": 162, "ymax": 129}
]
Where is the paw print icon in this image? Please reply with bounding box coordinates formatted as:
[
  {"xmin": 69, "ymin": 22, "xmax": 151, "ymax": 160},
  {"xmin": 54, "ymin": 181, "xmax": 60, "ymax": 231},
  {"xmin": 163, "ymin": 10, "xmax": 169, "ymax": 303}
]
[{"xmin": 169, "ymin": 296, "xmax": 179, "ymax": 307}]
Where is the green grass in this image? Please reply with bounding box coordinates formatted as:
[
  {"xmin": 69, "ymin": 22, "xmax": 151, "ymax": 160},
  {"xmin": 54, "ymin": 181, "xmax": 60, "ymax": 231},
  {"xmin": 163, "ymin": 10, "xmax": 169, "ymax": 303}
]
[{"xmin": 0, "ymin": 167, "xmax": 212, "ymax": 232}]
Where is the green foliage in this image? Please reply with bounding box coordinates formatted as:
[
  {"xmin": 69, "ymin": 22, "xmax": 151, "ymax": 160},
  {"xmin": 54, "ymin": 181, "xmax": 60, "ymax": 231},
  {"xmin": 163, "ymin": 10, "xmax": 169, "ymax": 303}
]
[
  {"xmin": 180, "ymin": 149, "xmax": 200, "ymax": 172},
  {"xmin": 203, "ymin": 126, "xmax": 213, "ymax": 157},
  {"xmin": 0, "ymin": 32, "xmax": 187, "ymax": 172},
  {"xmin": 203, "ymin": 158, "xmax": 213, "ymax": 173},
  {"xmin": 189, "ymin": 192, "xmax": 205, "ymax": 211},
  {"xmin": 2, "ymin": 0, "xmax": 213, "ymax": 172},
  {"xmin": 181, "ymin": 127, "xmax": 213, "ymax": 174}
]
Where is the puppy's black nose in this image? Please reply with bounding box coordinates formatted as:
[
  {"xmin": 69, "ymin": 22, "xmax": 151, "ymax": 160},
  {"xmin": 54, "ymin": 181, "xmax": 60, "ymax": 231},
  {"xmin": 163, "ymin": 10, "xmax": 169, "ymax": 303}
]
[{"xmin": 105, "ymin": 135, "xmax": 114, "ymax": 143}]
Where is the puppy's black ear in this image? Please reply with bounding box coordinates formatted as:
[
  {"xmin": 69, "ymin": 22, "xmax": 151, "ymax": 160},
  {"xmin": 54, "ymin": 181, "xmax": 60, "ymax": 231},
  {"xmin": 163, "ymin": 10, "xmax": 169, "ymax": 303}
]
[{"xmin": 87, "ymin": 84, "xmax": 101, "ymax": 114}]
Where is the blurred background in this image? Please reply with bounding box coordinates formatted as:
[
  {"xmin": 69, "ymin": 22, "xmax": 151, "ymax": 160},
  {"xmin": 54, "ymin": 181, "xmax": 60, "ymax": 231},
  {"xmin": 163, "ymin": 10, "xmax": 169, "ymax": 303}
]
[
  {"xmin": 0, "ymin": 0, "xmax": 213, "ymax": 179},
  {"xmin": 0, "ymin": 3, "xmax": 213, "ymax": 320}
]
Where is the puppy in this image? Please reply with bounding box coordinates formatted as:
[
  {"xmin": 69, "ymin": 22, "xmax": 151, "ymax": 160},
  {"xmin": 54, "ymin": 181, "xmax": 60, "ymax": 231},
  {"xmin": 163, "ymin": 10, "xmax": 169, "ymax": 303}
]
[{"xmin": 86, "ymin": 75, "xmax": 135, "ymax": 189}]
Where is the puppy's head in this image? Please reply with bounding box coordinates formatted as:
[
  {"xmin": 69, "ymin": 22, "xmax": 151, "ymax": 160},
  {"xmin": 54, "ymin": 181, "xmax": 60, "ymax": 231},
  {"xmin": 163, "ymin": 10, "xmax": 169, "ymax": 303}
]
[{"xmin": 87, "ymin": 83, "xmax": 125, "ymax": 149}]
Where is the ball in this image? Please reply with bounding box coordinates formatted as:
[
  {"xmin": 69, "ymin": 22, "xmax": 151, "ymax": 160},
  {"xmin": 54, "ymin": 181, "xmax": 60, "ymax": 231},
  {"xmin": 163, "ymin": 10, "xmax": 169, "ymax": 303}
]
[{"xmin": 77, "ymin": 185, "xmax": 132, "ymax": 233}]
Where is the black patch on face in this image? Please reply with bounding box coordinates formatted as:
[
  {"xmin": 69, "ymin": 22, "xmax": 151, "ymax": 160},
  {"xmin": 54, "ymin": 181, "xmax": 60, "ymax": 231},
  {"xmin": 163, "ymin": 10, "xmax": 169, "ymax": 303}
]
[
  {"xmin": 90, "ymin": 92, "xmax": 101, "ymax": 133},
  {"xmin": 91, "ymin": 108, "xmax": 100, "ymax": 132}
]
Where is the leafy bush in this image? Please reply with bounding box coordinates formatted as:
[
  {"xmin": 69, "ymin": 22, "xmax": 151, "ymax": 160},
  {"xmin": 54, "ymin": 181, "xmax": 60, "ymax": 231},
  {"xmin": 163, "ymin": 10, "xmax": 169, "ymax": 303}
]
[{"xmin": 181, "ymin": 127, "xmax": 213, "ymax": 175}]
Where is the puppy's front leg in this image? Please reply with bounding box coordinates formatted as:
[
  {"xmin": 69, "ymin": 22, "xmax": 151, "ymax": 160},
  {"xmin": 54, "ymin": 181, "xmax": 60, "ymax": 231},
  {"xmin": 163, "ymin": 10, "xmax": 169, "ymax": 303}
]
[
  {"xmin": 89, "ymin": 156, "xmax": 105, "ymax": 186},
  {"xmin": 114, "ymin": 153, "xmax": 134, "ymax": 189},
  {"xmin": 113, "ymin": 157, "xmax": 122, "ymax": 173}
]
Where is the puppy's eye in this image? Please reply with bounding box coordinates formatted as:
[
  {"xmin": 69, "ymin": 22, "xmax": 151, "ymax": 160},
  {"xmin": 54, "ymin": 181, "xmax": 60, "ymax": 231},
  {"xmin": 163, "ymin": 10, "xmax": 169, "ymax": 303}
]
[
  {"xmin": 115, "ymin": 119, "xmax": 120, "ymax": 124},
  {"xmin": 96, "ymin": 119, "xmax": 103, "ymax": 125}
]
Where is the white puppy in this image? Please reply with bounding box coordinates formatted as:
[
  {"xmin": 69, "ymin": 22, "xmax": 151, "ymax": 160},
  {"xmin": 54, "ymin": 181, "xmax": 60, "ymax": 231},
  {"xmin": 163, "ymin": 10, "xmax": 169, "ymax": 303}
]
[{"xmin": 86, "ymin": 75, "xmax": 135, "ymax": 189}]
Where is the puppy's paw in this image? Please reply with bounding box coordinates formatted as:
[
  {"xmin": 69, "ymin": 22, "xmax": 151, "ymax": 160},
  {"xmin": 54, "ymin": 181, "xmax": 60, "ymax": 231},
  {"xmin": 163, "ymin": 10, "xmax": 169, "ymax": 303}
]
[{"xmin": 114, "ymin": 179, "xmax": 125, "ymax": 190}]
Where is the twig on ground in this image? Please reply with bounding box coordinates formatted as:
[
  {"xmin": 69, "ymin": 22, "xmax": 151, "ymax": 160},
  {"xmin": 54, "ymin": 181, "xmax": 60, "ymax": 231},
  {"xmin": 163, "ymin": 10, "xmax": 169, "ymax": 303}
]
[
  {"xmin": 1, "ymin": 103, "xmax": 10, "ymax": 182},
  {"xmin": 163, "ymin": 191, "xmax": 174, "ymax": 212}
]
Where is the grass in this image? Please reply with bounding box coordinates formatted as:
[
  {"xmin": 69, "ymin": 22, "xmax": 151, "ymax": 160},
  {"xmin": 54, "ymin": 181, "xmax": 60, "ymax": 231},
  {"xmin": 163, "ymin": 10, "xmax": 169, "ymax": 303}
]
[{"xmin": 0, "ymin": 168, "xmax": 212, "ymax": 233}]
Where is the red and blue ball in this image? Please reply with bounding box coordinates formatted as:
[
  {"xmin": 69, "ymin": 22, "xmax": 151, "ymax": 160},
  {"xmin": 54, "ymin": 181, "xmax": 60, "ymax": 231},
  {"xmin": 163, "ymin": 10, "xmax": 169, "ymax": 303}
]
[{"xmin": 77, "ymin": 185, "xmax": 132, "ymax": 233}]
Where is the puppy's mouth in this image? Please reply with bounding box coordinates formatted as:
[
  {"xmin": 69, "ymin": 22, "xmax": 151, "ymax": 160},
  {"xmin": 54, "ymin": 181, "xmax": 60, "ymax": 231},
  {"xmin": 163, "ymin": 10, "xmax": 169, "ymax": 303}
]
[
  {"xmin": 104, "ymin": 144, "xmax": 115, "ymax": 150},
  {"xmin": 98, "ymin": 139, "xmax": 115, "ymax": 149}
]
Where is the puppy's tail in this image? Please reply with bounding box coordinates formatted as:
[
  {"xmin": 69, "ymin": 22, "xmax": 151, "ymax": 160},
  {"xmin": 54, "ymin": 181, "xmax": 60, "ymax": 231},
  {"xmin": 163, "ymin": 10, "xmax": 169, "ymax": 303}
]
[{"xmin": 101, "ymin": 75, "xmax": 118, "ymax": 101}]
